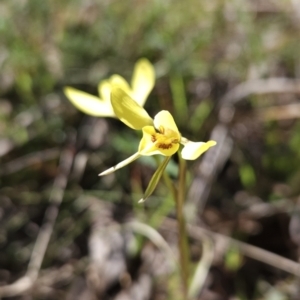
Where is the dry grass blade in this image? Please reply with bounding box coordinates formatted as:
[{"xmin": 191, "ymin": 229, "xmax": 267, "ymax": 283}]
[
  {"xmin": 188, "ymin": 222, "xmax": 300, "ymax": 277},
  {"xmin": 163, "ymin": 219, "xmax": 300, "ymax": 277},
  {"xmin": 125, "ymin": 221, "xmax": 178, "ymax": 271},
  {"xmin": 220, "ymin": 78, "xmax": 300, "ymax": 105},
  {"xmin": 188, "ymin": 234, "xmax": 214, "ymax": 300},
  {"xmin": 186, "ymin": 124, "xmax": 233, "ymax": 221},
  {"xmin": 0, "ymin": 146, "xmax": 75, "ymax": 298},
  {"xmin": 0, "ymin": 148, "xmax": 60, "ymax": 176},
  {"xmin": 257, "ymin": 103, "xmax": 300, "ymax": 121}
]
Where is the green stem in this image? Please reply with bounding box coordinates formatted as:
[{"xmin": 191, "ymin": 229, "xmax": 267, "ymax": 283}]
[
  {"xmin": 176, "ymin": 153, "xmax": 189, "ymax": 299},
  {"xmin": 157, "ymin": 155, "xmax": 190, "ymax": 299}
]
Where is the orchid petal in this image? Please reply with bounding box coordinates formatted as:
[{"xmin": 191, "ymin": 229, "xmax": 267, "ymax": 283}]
[
  {"xmin": 111, "ymin": 87, "xmax": 153, "ymax": 130},
  {"xmin": 98, "ymin": 80, "xmax": 111, "ymax": 101},
  {"xmin": 154, "ymin": 110, "xmax": 180, "ymax": 135},
  {"xmin": 131, "ymin": 58, "xmax": 155, "ymax": 107},
  {"xmin": 98, "ymin": 75, "xmax": 131, "ymax": 101},
  {"xmin": 64, "ymin": 87, "xmax": 115, "ymax": 117},
  {"xmin": 99, "ymin": 152, "xmax": 141, "ymax": 176},
  {"xmin": 181, "ymin": 140, "xmax": 217, "ymax": 160},
  {"xmin": 110, "ymin": 75, "xmax": 131, "ymax": 93}
]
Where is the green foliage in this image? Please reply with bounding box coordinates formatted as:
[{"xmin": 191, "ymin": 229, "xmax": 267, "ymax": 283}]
[
  {"xmin": 239, "ymin": 163, "xmax": 256, "ymax": 189},
  {"xmin": 170, "ymin": 73, "xmax": 188, "ymax": 124},
  {"xmin": 224, "ymin": 246, "xmax": 242, "ymax": 271},
  {"xmin": 1, "ymin": 0, "xmax": 300, "ymax": 299},
  {"xmin": 189, "ymin": 100, "xmax": 212, "ymax": 133}
]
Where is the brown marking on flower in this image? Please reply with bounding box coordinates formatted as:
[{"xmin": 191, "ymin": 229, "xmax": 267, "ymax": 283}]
[
  {"xmin": 151, "ymin": 135, "xmax": 157, "ymax": 143},
  {"xmin": 158, "ymin": 143, "xmax": 173, "ymax": 149}
]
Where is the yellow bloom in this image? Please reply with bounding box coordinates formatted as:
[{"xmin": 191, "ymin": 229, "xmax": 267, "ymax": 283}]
[
  {"xmin": 63, "ymin": 58, "xmax": 155, "ymax": 117},
  {"xmin": 99, "ymin": 87, "xmax": 216, "ymax": 176}
]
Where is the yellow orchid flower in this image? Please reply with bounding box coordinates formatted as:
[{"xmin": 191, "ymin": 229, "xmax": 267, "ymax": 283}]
[
  {"xmin": 63, "ymin": 58, "xmax": 155, "ymax": 117},
  {"xmin": 99, "ymin": 87, "xmax": 216, "ymax": 176}
]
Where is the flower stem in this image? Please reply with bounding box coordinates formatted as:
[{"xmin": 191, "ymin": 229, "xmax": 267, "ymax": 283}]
[{"xmin": 176, "ymin": 153, "xmax": 189, "ymax": 299}]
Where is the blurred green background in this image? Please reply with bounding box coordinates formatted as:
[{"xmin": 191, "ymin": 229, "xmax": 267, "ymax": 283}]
[{"xmin": 1, "ymin": 0, "xmax": 300, "ymax": 299}]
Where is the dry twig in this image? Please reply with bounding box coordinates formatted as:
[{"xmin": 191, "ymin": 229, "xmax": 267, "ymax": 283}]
[
  {"xmin": 220, "ymin": 78, "xmax": 300, "ymax": 105},
  {"xmin": 0, "ymin": 148, "xmax": 60, "ymax": 176},
  {"xmin": 0, "ymin": 146, "xmax": 74, "ymax": 298},
  {"xmin": 187, "ymin": 77, "xmax": 300, "ymax": 219},
  {"xmin": 163, "ymin": 219, "xmax": 300, "ymax": 277}
]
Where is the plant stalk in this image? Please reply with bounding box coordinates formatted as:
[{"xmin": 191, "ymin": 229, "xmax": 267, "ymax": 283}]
[{"xmin": 176, "ymin": 153, "xmax": 189, "ymax": 299}]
